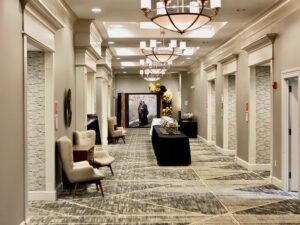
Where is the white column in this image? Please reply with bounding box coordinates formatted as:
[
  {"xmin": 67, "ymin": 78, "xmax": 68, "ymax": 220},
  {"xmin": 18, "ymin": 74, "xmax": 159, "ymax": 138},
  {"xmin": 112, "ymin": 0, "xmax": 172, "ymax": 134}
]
[
  {"xmin": 96, "ymin": 76, "xmax": 108, "ymax": 145},
  {"xmin": 44, "ymin": 52, "xmax": 56, "ymax": 199},
  {"xmin": 75, "ymin": 66, "xmax": 88, "ymax": 131}
]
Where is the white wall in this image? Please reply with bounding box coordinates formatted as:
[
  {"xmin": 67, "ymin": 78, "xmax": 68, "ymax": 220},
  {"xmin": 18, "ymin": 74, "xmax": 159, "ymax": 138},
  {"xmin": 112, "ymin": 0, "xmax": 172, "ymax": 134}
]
[{"xmin": 0, "ymin": 0, "xmax": 25, "ymax": 224}]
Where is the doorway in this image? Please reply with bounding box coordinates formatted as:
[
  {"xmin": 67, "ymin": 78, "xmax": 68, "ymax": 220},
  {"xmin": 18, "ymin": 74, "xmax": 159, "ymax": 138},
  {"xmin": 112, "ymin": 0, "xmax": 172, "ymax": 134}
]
[
  {"xmin": 207, "ymin": 79, "xmax": 216, "ymax": 144},
  {"xmin": 223, "ymin": 74, "xmax": 237, "ymax": 152},
  {"xmin": 25, "ymin": 38, "xmax": 55, "ymax": 202},
  {"xmin": 282, "ymin": 71, "xmax": 300, "ymax": 195}
]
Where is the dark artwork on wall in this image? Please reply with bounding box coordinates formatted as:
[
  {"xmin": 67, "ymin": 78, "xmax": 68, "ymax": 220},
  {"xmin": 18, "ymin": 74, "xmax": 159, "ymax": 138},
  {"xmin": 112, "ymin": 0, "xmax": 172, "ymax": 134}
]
[
  {"xmin": 118, "ymin": 93, "xmax": 160, "ymax": 128},
  {"xmin": 64, "ymin": 88, "xmax": 72, "ymax": 127}
]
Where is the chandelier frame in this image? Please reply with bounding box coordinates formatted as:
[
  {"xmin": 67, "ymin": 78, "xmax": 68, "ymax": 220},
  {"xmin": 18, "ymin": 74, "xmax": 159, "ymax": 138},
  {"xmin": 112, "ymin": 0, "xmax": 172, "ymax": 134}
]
[{"xmin": 141, "ymin": 0, "xmax": 221, "ymax": 34}]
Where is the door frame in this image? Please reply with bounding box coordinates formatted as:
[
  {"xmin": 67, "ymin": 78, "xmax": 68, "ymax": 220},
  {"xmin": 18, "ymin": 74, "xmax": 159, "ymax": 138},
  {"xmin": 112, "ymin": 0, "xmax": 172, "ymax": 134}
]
[
  {"xmin": 248, "ymin": 61, "xmax": 273, "ymax": 171},
  {"xmin": 24, "ymin": 35, "xmax": 56, "ymax": 201},
  {"xmin": 281, "ymin": 68, "xmax": 300, "ymax": 195},
  {"xmin": 207, "ymin": 79, "xmax": 216, "ymax": 145}
]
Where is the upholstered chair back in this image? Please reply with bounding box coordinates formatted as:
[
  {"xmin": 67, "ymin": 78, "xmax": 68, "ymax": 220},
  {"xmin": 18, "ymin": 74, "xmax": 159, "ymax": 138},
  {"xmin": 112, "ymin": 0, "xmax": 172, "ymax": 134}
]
[
  {"xmin": 107, "ymin": 117, "xmax": 115, "ymax": 136},
  {"xmin": 74, "ymin": 130, "xmax": 96, "ymax": 146},
  {"xmin": 57, "ymin": 136, "xmax": 74, "ymax": 175}
]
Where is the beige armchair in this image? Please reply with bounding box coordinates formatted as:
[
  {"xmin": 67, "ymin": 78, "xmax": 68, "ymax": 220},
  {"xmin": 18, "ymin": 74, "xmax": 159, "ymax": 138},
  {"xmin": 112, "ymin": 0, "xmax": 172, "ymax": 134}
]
[
  {"xmin": 74, "ymin": 130, "xmax": 115, "ymax": 175},
  {"xmin": 108, "ymin": 116, "xmax": 127, "ymax": 143},
  {"xmin": 57, "ymin": 136, "xmax": 104, "ymax": 198}
]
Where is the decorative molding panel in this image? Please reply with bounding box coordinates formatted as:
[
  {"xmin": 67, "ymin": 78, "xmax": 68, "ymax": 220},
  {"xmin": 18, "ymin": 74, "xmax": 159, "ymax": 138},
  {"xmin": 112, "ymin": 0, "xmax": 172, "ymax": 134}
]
[
  {"xmin": 242, "ymin": 33, "xmax": 277, "ymax": 66},
  {"xmin": 205, "ymin": 64, "xmax": 217, "ymax": 81},
  {"xmin": 24, "ymin": 0, "xmax": 64, "ymax": 50},
  {"xmin": 219, "ymin": 54, "xmax": 239, "ymax": 75},
  {"xmin": 204, "ymin": 64, "xmax": 217, "ymax": 72},
  {"xmin": 242, "ymin": 33, "xmax": 277, "ymax": 53}
]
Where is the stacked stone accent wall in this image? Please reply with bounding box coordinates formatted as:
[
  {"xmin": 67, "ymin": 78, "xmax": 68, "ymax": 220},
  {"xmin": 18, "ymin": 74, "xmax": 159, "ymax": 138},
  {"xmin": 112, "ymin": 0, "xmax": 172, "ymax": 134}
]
[{"xmin": 27, "ymin": 51, "xmax": 45, "ymax": 191}]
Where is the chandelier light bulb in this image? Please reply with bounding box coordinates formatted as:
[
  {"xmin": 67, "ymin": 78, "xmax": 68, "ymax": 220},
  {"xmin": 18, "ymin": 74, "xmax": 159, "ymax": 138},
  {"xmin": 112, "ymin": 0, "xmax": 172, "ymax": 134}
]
[
  {"xmin": 180, "ymin": 41, "xmax": 187, "ymax": 50},
  {"xmin": 150, "ymin": 40, "xmax": 157, "ymax": 48},
  {"xmin": 211, "ymin": 0, "xmax": 221, "ymax": 8},
  {"xmin": 190, "ymin": 1, "xmax": 200, "ymax": 13},
  {"xmin": 141, "ymin": 0, "xmax": 151, "ymax": 9},
  {"xmin": 140, "ymin": 41, "xmax": 146, "ymax": 49}
]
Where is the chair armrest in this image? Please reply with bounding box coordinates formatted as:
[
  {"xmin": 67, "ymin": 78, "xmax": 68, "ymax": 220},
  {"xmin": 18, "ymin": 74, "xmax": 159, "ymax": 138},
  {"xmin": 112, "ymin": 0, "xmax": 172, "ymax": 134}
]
[
  {"xmin": 69, "ymin": 165, "xmax": 103, "ymax": 183},
  {"xmin": 94, "ymin": 150, "xmax": 110, "ymax": 158}
]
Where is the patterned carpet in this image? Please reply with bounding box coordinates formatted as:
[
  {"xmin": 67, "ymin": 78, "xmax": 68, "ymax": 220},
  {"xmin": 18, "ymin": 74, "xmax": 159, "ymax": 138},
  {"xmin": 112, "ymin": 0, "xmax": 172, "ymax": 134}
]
[{"xmin": 28, "ymin": 129, "xmax": 300, "ymax": 224}]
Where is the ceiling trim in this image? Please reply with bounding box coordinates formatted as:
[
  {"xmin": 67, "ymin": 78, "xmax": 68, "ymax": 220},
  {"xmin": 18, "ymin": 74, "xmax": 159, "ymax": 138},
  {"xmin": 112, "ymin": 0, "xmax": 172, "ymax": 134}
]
[
  {"xmin": 218, "ymin": 53, "xmax": 239, "ymax": 65},
  {"xmin": 242, "ymin": 33, "xmax": 277, "ymax": 53},
  {"xmin": 204, "ymin": 64, "xmax": 217, "ymax": 72},
  {"xmin": 26, "ymin": 0, "xmax": 64, "ymax": 32}
]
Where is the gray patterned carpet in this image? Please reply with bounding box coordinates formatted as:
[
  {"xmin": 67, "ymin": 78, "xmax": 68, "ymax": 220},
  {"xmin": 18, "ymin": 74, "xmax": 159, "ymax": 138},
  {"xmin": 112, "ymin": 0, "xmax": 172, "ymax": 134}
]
[{"xmin": 28, "ymin": 129, "xmax": 300, "ymax": 224}]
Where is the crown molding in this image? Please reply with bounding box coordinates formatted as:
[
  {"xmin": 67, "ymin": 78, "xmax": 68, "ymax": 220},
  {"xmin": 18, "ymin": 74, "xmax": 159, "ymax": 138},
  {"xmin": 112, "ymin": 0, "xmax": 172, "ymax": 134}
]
[
  {"xmin": 25, "ymin": 0, "xmax": 64, "ymax": 33},
  {"xmin": 57, "ymin": 0, "xmax": 77, "ymax": 23},
  {"xmin": 204, "ymin": 64, "xmax": 217, "ymax": 72},
  {"xmin": 242, "ymin": 33, "xmax": 278, "ymax": 53},
  {"xmin": 218, "ymin": 53, "xmax": 239, "ymax": 65}
]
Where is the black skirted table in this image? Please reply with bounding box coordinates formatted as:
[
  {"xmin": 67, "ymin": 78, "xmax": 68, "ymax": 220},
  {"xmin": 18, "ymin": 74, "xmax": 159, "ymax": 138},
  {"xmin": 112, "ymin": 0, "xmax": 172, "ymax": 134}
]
[{"xmin": 151, "ymin": 125, "xmax": 191, "ymax": 166}]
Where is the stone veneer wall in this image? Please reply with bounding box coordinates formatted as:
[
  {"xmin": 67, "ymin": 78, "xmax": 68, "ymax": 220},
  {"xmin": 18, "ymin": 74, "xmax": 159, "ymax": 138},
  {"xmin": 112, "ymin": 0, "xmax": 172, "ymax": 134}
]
[
  {"xmin": 27, "ymin": 51, "xmax": 46, "ymax": 191},
  {"xmin": 211, "ymin": 80, "xmax": 216, "ymax": 142},
  {"xmin": 256, "ymin": 66, "xmax": 271, "ymax": 164},
  {"xmin": 228, "ymin": 75, "xmax": 237, "ymax": 150}
]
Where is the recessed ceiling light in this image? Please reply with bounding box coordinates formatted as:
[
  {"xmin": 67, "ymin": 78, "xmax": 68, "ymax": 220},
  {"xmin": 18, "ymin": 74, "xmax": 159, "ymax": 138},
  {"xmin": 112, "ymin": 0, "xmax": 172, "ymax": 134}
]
[
  {"xmin": 116, "ymin": 57, "xmax": 121, "ymax": 60},
  {"xmin": 186, "ymin": 57, "xmax": 191, "ymax": 60},
  {"xmin": 108, "ymin": 41, "xmax": 115, "ymax": 45},
  {"xmin": 91, "ymin": 8, "xmax": 102, "ymax": 13},
  {"xmin": 123, "ymin": 71, "xmax": 127, "ymax": 74}
]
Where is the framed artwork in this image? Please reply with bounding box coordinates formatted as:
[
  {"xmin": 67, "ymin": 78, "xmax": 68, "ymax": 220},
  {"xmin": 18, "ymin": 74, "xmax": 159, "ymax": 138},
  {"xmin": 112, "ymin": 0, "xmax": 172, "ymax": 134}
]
[{"xmin": 124, "ymin": 93, "xmax": 160, "ymax": 128}]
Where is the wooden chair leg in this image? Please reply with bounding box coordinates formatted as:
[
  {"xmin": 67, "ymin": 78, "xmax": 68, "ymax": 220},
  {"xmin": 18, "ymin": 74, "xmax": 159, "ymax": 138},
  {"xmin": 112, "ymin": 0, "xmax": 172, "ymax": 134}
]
[
  {"xmin": 72, "ymin": 183, "xmax": 77, "ymax": 198},
  {"xmin": 122, "ymin": 136, "xmax": 125, "ymax": 143},
  {"xmin": 98, "ymin": 180, "xmax": 104, "ymax": 198},
  {"xmin": 96, "ymin": 182, "xmax": 99, "ymax": 192},
  {"xmin": 108, "ymin": 164, "xmax": 114, "ymax": 176}
]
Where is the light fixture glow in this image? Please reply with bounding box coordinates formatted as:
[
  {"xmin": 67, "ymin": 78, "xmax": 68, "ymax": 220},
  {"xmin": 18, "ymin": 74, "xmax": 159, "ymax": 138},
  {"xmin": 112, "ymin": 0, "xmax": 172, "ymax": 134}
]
[
  {"xmin": 140, "ymin": 30, "xmax": 186, "ymax": 64},
  {"xmin": 91, "ymin": 8, "xmax": 102, "ymax": 13},
  {"xmin": 108, "ymin": 41, "xmax": 115, "ymax": 45}
]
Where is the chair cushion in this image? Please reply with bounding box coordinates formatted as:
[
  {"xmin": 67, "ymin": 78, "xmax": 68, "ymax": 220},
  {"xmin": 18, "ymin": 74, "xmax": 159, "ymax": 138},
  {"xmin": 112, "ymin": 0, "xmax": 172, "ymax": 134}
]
[
  {"xmin": 93, "ymin": 168, "xmax": 105, "ymax": 178},
  {"xmin": 94, "ymin": 156, "xmax": 115, "ymax": 166}
]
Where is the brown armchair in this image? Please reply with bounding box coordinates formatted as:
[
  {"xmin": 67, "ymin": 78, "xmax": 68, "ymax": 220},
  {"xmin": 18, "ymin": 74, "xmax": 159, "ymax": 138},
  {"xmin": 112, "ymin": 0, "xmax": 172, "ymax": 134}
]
[
  {"xmin": 57, "ymin": 136, "xmax": 104, "ymax": 198},
  {"xmin": 108, "ymin": 116, "xmax": 127, "ymax": 143},
  {"xmin": 74, "ymin": 130, "xmax": 115, "ymax": 175}
]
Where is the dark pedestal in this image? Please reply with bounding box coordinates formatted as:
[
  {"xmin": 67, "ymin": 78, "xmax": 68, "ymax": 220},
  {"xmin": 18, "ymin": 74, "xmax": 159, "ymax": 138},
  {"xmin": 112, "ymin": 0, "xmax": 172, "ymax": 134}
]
[
  {"xmin": 151, "ymin": 125, "xmax": 191, "ymax": 166},
  {"xmin": 179, "ymin": 120, "xmax": 198, "ymax": 138}
]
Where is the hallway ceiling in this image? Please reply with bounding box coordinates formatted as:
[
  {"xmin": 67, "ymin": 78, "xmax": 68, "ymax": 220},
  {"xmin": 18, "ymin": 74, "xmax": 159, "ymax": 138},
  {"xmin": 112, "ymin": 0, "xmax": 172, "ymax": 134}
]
[{"xmin": 65, "ymin": 0, "xmax": 282, "ymax": 75}]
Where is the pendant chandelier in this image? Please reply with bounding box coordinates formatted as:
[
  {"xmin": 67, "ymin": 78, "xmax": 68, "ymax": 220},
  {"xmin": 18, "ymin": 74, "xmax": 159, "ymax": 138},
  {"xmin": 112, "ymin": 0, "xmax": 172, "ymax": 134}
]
[
  {"xmin": 140, "ymin": 30, "xmax": 186, "ymax": 64},
  {"xmin": 139, "ymin": 58, "xmax": 168, "ymax": 81},
  {"xmin": 141, "ymin": 0, "xmax": 221, "ymax": 34}
]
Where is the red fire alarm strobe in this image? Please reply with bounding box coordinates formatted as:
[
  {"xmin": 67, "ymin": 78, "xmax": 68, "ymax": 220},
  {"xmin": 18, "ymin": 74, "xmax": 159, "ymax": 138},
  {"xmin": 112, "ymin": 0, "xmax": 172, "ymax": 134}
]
[{"xmin": 272, "ymin": 81, "xmax": 278, "ymax": 90}]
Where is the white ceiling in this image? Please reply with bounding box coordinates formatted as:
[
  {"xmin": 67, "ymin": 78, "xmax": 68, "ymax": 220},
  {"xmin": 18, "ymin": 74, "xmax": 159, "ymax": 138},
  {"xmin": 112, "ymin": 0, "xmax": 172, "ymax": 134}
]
[{"xmin": 65, "ymin": 0, "xmax": 282, "ymax": 74}]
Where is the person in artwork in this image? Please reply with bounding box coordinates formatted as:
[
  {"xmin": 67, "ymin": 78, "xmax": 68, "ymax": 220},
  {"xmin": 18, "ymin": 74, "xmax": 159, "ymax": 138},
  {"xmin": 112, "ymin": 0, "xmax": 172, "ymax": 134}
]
[
  {"xmin": 138, "ymin": 100, "xmax": 143, "ymax": 126},
  {"xmin": 138, "ymin": 100, "xmax": 149, "ymax": 126}
]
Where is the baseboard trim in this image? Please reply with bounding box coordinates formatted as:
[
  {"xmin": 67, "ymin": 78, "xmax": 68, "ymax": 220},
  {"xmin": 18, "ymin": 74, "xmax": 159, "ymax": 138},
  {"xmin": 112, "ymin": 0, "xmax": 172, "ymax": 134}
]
[
  {"xmin": 197, "ymin": 135, "xmax": 207, "ymax": 144},
  {"xmin": 197, "ymin": 135, "xmax": 216, "ymax": 146},
  {"xmin": 215, "ymin": 145, "xmax": 236, "ymax": 156},
  {"xmin": 270, "ymin": 176, "xmax": 283, "ymax": 189},
  {"xmin": 28, "ymin": 190, "xmax": 57, "ymax": 201},
  {"xmin": 235, "ymin": 156, "xmax": 271, "ymax": 171},
  {"xmin": 20, "ymin": 217, "xmax": 31, "ymax": 225}
]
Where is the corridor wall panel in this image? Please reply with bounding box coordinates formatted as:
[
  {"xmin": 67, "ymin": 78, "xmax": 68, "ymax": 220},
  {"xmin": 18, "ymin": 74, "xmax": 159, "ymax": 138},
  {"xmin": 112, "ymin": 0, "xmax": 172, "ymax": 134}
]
[{"xmin": 0, "ymin": 0, "xmax": 25, "ymax": 224}]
